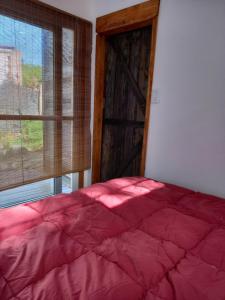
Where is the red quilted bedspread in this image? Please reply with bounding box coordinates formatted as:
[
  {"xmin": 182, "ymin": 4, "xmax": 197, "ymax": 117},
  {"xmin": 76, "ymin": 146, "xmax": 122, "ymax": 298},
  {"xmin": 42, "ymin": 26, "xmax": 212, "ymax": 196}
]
[{"xmin": 1, "ymin": 177, "xmax": 225, "ymax": 300}]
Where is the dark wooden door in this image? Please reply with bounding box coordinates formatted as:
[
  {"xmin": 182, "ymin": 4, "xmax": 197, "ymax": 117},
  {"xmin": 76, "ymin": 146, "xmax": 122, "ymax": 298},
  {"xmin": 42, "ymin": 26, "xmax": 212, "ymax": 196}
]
[{"xmin": 100, "ymin": 26, "xmax": 152, "ymax": 182}]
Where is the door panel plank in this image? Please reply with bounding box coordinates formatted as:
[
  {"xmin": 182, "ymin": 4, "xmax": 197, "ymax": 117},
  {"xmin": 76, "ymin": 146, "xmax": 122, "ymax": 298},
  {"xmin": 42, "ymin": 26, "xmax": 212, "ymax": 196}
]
[
  {"xmin": 115, "ymin": 139, "xmax": 143, "ymax": 178},
  {"xmin": 104, "ymin": 119, "xmax": 144, "ymax": 128},
  {"xmin": 101, "ymin": 27, "xmax": 151, "ymax": 181},
  {"xmin": 109, "ymin": 40, "xmax": 146, "ymax": 115}
]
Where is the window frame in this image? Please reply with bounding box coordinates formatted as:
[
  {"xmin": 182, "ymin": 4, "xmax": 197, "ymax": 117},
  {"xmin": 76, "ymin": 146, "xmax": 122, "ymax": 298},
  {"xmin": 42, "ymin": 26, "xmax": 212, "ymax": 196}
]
[
  {"xmin": 0, "ymin": 174, "xmax": 79, "ymax": 208},
  {"xmin": 0, "ymin": 0, "xmax": 92, "ymax": 197},
  {"xmin": 0, "ymin": 16, "xmax": 63, "ymax": 190}
]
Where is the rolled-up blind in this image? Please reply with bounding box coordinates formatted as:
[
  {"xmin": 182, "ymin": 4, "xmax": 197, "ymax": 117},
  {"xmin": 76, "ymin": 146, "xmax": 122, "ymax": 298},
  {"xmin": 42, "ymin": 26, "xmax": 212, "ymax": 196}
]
[{"xmin": 0, "ymin": 0, "xmax": 92, "ymax": 191}]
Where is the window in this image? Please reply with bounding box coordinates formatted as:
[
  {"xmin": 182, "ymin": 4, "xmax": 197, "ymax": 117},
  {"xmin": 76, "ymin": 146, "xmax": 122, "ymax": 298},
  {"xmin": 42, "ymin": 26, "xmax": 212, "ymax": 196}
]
[{"xmin": 0, "ymin": 0, "xmax": 92, "ymax": 207}]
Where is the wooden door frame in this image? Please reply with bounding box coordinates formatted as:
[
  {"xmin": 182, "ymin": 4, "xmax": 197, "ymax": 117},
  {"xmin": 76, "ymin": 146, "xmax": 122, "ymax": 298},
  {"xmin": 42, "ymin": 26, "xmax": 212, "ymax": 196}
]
[{"xmin": 92, "ymin": 0, "xmax": 160, "ymax": 183}]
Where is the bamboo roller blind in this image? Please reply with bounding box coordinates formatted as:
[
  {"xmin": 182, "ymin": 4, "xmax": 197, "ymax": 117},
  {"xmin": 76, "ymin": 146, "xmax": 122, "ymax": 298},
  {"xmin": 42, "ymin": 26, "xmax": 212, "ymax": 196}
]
[{"xmin": 0, "ymin": 0, "xmax": 92, "ymax": 191}]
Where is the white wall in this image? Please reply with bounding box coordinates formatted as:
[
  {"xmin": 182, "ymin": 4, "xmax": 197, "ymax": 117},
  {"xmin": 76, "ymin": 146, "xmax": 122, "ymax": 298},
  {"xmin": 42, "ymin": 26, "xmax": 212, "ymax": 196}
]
[
  {"xmin": 146, "ymin": 0, "xmax": 225, "ymax": 198},
  {"xmin": 41, "ymin": 0, "xmax": 225, "ymax": 198},
  {"xmin": 40, "ymin": 0, "xmax": 95, "ymax": 21},
  {"xmin": 94, "ymin": 0, "xmax": 148, "ymax": 17}
]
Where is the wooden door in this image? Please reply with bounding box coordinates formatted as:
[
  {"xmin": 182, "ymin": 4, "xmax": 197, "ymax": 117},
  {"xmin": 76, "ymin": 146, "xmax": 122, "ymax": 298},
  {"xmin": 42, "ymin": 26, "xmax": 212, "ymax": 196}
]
[{"xmin": 100, "ymin": 26, "xmax": 152, "ymax": 181}]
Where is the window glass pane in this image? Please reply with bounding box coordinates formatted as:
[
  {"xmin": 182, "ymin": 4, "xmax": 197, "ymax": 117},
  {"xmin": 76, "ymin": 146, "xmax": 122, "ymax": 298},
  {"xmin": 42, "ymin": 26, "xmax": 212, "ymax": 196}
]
[
  {"xmin": 62, "ymin": 174, "xmax": 72, "ymax": 193},
  {"xmin": 0, "ymin": 14, "xmax": 54, "ymax": 116},
  {"xmin": 0, "ymin": 178, "xmax": 54, "ymax": 208},
  {"xmin": 62, "ymin": 28, "xmax": 74, "ymax": 116},
  {"xmin": 0, "ymin": 120, "xmax": 55, "ymax": 190}
]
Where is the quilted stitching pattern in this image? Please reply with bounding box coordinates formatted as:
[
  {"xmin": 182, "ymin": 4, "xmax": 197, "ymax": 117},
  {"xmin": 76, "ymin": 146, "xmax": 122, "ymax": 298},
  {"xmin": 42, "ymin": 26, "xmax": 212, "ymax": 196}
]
[{"xmin": 0, "ymin": 177, "xmax": 225, "ymax": 300}]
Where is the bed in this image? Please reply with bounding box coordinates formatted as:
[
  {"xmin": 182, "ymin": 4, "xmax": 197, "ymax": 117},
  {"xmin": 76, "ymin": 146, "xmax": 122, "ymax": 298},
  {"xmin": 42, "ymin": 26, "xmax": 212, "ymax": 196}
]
[{"xmin": 0, "ymin": 177, "xmax": 225, "ymax": 300}]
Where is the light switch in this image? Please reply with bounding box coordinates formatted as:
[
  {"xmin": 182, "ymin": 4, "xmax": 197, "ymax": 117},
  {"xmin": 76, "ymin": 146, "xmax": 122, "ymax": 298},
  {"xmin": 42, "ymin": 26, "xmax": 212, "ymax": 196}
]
[{"xmin": 151, "ymin": 89, "xmax": 160, "ymax": 104}]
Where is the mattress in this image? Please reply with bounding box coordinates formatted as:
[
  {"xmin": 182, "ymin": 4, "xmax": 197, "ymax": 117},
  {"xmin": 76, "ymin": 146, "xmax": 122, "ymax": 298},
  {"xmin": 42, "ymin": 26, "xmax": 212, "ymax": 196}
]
[{"xmin": 0, "ymin": 177, "xmax": 225, "ymax": 300}]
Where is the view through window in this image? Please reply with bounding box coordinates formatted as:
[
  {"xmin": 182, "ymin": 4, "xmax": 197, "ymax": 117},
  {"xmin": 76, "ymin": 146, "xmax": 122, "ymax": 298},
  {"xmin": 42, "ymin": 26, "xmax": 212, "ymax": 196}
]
[{"xmin": 0, "ymin": 15, "xmax": 74, "ymax": 206}]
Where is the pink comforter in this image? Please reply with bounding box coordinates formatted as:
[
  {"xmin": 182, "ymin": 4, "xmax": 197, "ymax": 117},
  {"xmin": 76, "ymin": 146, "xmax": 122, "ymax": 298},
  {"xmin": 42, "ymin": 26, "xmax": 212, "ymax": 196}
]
[{"xmin": 0, "ymin": 177, "xmax": 225, "ymax": 300}]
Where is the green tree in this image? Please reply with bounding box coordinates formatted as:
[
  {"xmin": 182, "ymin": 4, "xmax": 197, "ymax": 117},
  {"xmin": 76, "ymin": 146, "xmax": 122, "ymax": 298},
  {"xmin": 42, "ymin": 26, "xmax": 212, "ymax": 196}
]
[
  {"xmin": 22, "ymin": 64, "xmax": 42, "ymax": 89},
  {"xmin": 22, "ymin": 121, "xmax": 43, "ymax": 151}
]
